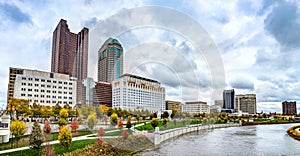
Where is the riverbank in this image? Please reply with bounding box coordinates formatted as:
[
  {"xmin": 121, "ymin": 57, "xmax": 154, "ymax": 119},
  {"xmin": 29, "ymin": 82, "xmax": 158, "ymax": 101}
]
[
  {"xmin": 287, "ymin": 124, "xmax": 300, "ymax": 141},
  {"xmin": 242, "ymin": 120, "xmax": 300, "ymax": 126}
]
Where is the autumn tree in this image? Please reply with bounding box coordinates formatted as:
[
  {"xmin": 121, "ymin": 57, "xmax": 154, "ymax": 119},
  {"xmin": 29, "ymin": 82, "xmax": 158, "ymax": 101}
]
[
  {"xmin": 126, "ymin": 116, "xmax": 132, "ymax": 129},
  {"xmin": 43, "ymin": 119, "xmax": 52, "ymax": 134},
  {"xmin": 58, "ymin": 126, "xmax": 72, "ymax": 150},
  {"xmin": 53, "ymin": 103, "xmax": 62, "ymax": 118},
  {"xmin": 87, "ymin": 112, "xmax": 97, "ymax": 129},
  {"xmin": 31, "ymin": 103, "xmax": 42, "ymax": 116},
  {"xmin": 110, "ymin": 113, "xmax": 118, "ymax": 126},
  {"xmin": 118, "ymin": 118, "xmax": 123, "ymax": 129},
  {"xmin": 70, "ymin": 117, "xmax": 79, "ymax": 132},
  {"xmin": 10, "ymin": 120, "xmax": 26, "ymax": 147},
  {"xmin": 29, "ymin": 122, "xmax": 43, "ymax": 154},
  {"xmin": 151, "ymin": 118, "xmax": 158, "ymax": 129},
  {"xmin": 59, "ymin": 108, "xmax": 69, "ymax": 119}
]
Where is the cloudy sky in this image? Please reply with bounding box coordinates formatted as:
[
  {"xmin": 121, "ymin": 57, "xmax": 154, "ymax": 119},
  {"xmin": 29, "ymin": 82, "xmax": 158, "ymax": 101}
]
[{"xmin": 0, "ymin": 0, "xmax": 300, "ymax": 113}]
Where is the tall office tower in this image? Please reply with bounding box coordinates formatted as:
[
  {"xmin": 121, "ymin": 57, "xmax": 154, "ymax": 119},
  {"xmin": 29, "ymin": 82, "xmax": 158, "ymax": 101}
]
[
  {"xmin": 282, "ymin": 101, "xmax": 297, "ymax": 115},
  {"xmin": 98, "ymin": 38, "xmax": 123, "ymax": 83},
  {"xmin": 51, "ymin": 19, "xmax": 89, "ymax": 105},
  {"xmin": 223, "ymin": 89, "xmax": 235, "ymax": 110},
  {"xmin": 235, "ymin": 94, "xmax": 257, "ymax": 114}
]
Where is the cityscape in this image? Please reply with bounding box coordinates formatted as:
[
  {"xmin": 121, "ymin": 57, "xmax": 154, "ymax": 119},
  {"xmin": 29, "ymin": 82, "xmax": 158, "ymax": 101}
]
[{"xmin": 1, "ymin": 1, "xmax": 300, "ymax": 156}]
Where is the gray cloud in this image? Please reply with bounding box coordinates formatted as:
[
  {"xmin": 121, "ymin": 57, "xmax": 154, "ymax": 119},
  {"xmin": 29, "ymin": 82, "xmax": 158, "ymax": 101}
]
[
  {"xmin": 264, "ymin": 1, "xmax": 300, "ymax": 48},
  {"xmin": 82, "ymin": 17, "xmax": 98, "ymax": 29},
  {"xmin": 230, "ymin": 78, "xmax": 254, "ymax": 90},
  {"xmin": 0, "ymin": 3, "xmax": 32, "ymax": 24}
]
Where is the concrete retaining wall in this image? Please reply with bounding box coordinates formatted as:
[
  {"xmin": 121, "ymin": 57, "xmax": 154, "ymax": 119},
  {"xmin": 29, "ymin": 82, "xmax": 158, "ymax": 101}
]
[{"xmin": 154, "ymin": 123, "xmax": 240, "ymax": 145}]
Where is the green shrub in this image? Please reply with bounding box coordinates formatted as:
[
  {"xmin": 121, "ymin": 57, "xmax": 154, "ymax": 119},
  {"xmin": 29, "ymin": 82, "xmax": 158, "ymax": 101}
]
[{"xmin": 151, "ymin": 118, "xmax": 159, "ymax": 128}]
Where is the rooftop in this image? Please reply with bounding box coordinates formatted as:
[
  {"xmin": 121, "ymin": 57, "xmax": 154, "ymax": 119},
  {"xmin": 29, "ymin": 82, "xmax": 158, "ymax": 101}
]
[{"xmin": 120, "ymin": 73, "xmax": 160, "ymax": 83}]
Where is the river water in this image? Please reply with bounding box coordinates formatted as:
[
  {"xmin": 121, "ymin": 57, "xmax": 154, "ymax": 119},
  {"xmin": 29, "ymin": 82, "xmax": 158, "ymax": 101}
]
[{"xmin": 139, "ymin": 123, "xmax": 300, "ymax": 156}]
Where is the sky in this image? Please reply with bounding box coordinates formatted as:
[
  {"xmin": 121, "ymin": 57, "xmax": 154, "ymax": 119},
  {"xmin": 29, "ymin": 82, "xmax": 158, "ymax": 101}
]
[{"xmin": 0, "ymin": 0, "xmax": 300, "ymax": 113}]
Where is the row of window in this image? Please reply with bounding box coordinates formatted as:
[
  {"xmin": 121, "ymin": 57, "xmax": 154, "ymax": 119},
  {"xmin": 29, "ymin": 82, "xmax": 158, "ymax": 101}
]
[
  {"xmin": 28, "ymin": 99, "xmax": 72, "ymax": 104},
  {"xmin": 21, "ymin": 88, "xmax": 72, "ymax": 94},
  {"xmin": 21, "ymin": 94, "xmax": 72, "ymax": 99},
  {"xmin": 22, "ymin": 77, "xmax": 73, "ymax": 85},
  {"xmin": 21, "ymin": 83, "xmax": 73, "ymax": 90}
]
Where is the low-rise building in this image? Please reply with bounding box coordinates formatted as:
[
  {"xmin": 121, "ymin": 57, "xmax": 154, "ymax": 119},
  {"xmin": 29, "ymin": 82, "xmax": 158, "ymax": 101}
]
[
  {"xmin": 9, "ymin": 67, "xmax": 77, "ymax": 107},
  {"xmin": 165, "ymin": 100, "xmax": 182, "ymax": 112},
  {"xmin": 93, "ymin": 81, "xmax": 112, "ymax": 107},
  {"xmin": 235, "ymin": 94, "xmax": 256, "ymax": 114},
  {"xmin": 182, "ymin": 101, "xmax": 209, "ymax": 114},
  {"xmin": 112, "ymin": 74, "xmax": 165, "ymax": 112}
]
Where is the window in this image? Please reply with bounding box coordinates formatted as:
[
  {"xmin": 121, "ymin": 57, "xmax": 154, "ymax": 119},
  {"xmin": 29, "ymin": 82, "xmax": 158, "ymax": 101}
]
[
  {"xmin": 53, "ymin": 81, "xmax": 57, "ymax": 83},
  {"xmin": 64, "ymin": 82, "xmax": 67, "ymax": 85},
  {"xmin": 28, "ymin": 78, "xmax": 32, "ymax": 81},
  {"xmin": 21, "ymin": 88, "xmax": 26, "ymax": 91},
  {"xmin": 52, "ymin": 96, "xmax": 56, "ymax": 98},
  {"xmin": 69, "ymin": 82, "xmax": 73, "ymax": 85},
  {"xmin": 46, "ymin": 95, "xmax": 50, "ymax": 98},
  {"xmin": 69, "ymin": 87, "xmax": 72, "ymax": 90},
  {"xmin": 41, "ymin": 79, "xmax": 45, "ymax": 82},
  {"xmin": 64, "ymin": 97, "xmax": 67, "ymax": 99},
  {"xmin": 41, "ymin": 95, "xmax": 45, "ymax": 98},
  {"xmin": 28, "ymin": 89, "xmax": 32, "ymax": 91},
  {"xmin": 52, "ymin": 91, "xmax": 56, "ymax": 93},
  {"xmin": 46, "ymin": 90, "xmax": 50, "ymax": 93},
  {"xmin": 69, "ymin": 97, "xmax": 72, "ymax": 99},
  {"xmin": 22, "ymin": 77, "xmax": 26, "ymax": 80},
  {"xmin": 28, "ymin": 94, "xmax": 32, "ymax": 97},
  {"xmin": 53, "ymin": 86, "xmax": 56, "ymax": 89},
  {"xmin": 41, "ymin": 90, "xmax": 45, "ymax": 92},
  {"xmin": 41, "ymin": 84, "xmax": 45, "ymax": 87},
  {"xmin": 58, "ymin": 86, "xmax": 62, "ymax": 89},
  {"xmin": 47, "ymin": 85, "xmax": 51, "ymax": 88},
  {"xmin": 34, "ymin": 95, "xmax": 38, "ymax": 97},
  {"xmin": 53, "ymin": 101, "xmax": 56, "ymax": 103},
  {"xmin": 21, "ymin": 83, "xmax": 26, "ymax": 85},
  {"xmin": 47, "ymin": 80, "xmax": 51, "ymax": 83},
  {"xmin": 35, "ymin": 84, "xmax": 39, "ymax": 87},
  {"xmin": 28, "ymin": 83, "xmax": 33, "ymax": 86},
  {"xmin": 69, "ymin": 92, "xmax": 72, "ymax": 95},
  {"xmin": 21, "ymin": 93, "xmax": 25, "ymax": 96},
  {"xmin": 64, "ymin": 87, "xmax": 67, "ymax": 89},
  {"xmin": 58, "ymin": 96, "xmax": 62, "ymax": 99},
  {"xmin": 34, "ymin": 89, "xmax": 38, "ymax": 92},
  {"xmin": 64, "ymin": 92, "xmax": 67, "ymax": 94},
  {"xmin": 58, "ymin": 91, "xmax": 62, "ymax": 94},
  {"xmin": 35, "ymin": 78, "xmax": 39, "ymax": 81},
  {"xmin": 59, "ymin": 81, "xmax": 62, "ymax": 84}
]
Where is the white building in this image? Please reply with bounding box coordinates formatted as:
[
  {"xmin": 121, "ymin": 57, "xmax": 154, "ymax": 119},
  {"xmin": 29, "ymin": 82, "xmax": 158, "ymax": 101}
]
[
  {"xmin": 112, "ymin": 74, "xmax": 165, "ymax": 112},
  {"xmin": 12, "ymin": 68, "xmax": 77, "ymax": 107},
  {"xmin": 0, "ymin": 115, "xmax": 10, "ymax": 143},
  {"xmin": 182, "ymin": 101, "xmax": 209, "ymax": 114}
]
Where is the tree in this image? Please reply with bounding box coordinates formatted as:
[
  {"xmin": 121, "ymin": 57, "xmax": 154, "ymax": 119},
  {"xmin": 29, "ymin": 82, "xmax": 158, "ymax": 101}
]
[
  {"xmin": 57, "ymin": 118, "xmax": 67, "ymax": 127},
  {"xmin": 110, "ymin": 113, "xmax": 118, "ymax": 126},
  {"xmin": 43, "ymin": 119, "xmax": 52, "ymax": 134},
  {"xmin": 136, "ymin": 114, "xmax": 140, "ymax": 122},
  {"xmin": 14, "ymin": 98, "xmax": 31, "ymax": 118},
  {"xmin": 162, "ymin": 118, "xmax": 168, "ymax": 128},
  {"xmin": 53, "ymin": 104, "xmax": 62, "ymax": 117},
  {"xmin": 98, "ymin": 127, "xmax": 105, "ymax": 137},
  {"xmin": 59, "ymin": 108, "xmax": 69, "ymax": 119},
  {"xmin": 29, "ymin": 122, "xmax": 43, "ymax": 154},
  {"xmin": 126, "ymin": 116, "xmax": 132, "ymax": 129},
  {"xmin": 70, "ymin": 118, "xmax": 79, "ymax": 132},
  {"xmin": 10, "ymin": 120, "xmax": 26, "ymax": 147},
  {"xmin": 151, "ymin": 118, "xmax": 159, "ymax": 129},
  {"xmin": 32, "ymin": 103, "xmax": 42, "ymax": 116},
  {"xmin": 87, "ymin": 112, "xmax": 97, "ymax": 129},
  {"xmin": 118, "ymin": 118, "xmax": 123, "ymax": 129},
  {"xmin": 58, "ymin": 126, "xmax": 72, "ymax": 150},
  {"xmin": 100, "ymin": 105, "xmax": 109, "ymax": 115},
  {"xmin": 162, "ymin": 111, "xmax": 169, "ymax": 119},
  {"xmin": 122, "ymin": 130, "xmax": 129, "ymax": 139}
]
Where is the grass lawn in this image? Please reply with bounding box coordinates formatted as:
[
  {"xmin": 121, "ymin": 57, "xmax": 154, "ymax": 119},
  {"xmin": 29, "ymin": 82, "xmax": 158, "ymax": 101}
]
[
  {"xmin": 0, "ymin": 139, "xmax": 95, "ymax": 156},
  {"xmin": 87, "ymin": 129, "xmax": 133, "ymax": 137},
  {"xmin": 0, "ymin": 130, "xmax": 92, "ymax": 151}
]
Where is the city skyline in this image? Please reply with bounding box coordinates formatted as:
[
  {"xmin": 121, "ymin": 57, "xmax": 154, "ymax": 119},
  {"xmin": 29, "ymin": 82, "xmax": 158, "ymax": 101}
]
[{"xmin": 0, "ymin": 1, "xmax": 300, "ymax": 113}]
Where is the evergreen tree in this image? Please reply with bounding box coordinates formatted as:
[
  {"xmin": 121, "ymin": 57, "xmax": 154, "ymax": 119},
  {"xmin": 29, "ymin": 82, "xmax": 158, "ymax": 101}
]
[{"xmin": 29, "ymin": 122, "xmax": 43, "ymax": 154}]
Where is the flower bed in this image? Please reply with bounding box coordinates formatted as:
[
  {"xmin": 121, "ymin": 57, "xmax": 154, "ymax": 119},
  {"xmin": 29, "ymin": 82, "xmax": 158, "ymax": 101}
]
[{"xmin": 287, "ymin": 125, "xmax": 300, "ymax": 141}]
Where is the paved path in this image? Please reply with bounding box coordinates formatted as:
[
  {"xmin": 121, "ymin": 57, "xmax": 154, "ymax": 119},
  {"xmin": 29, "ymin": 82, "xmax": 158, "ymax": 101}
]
[{"xmin": 0, "ymin": 130, "xmax": 119, "ymax": 155}]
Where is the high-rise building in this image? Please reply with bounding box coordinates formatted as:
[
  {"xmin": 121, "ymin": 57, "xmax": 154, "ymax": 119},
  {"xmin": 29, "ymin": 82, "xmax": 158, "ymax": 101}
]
[
  {"xmin": 282, "ymin": 101, "xmax": 297, "ymax": 115},
  {"xmin": 8, "ymin": 67, "xmax": 77, "ymax": 107},
  {"xmin": 51, "ymin": 19, "xmax": 89, "ymax": 105},
  {"xmin": 93, "ymin": 81, "xmax": 112, "ymax": 107},
  {"xmin": 182, "ymin": 101, "xmax": 209, "ymax": 114},
  {"xmin": 98, "ymin": 38, "xmax": 123, "ymax": 83},
  {"xmin": 223, "ymin": 89, "xmax": 235, "ymax": 110},
  {"xmin": 235, "ymin": 94, "xmax": 256, "ymax": 114},
  {"xmin": 112, "ymin": 74, "xmax": 165, "ymax": 112},
  {"xmin": 165, "ymin": 100, "xmax": 182, "ymax": 112}
]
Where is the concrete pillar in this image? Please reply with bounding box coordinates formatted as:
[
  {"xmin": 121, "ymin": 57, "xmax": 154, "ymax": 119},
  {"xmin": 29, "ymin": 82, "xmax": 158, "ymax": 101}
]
[{"xmin": 154, "ymin": 127, "xmax": 160, "ymax": 145}]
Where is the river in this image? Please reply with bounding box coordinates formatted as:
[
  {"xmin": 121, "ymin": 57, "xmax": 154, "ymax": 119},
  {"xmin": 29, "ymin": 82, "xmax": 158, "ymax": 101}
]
[{"xmin": 139, "ymin": 123, "xmax": 300, "ymax": 156}]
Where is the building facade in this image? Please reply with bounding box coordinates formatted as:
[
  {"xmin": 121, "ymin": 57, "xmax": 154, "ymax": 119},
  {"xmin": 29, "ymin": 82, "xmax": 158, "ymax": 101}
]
[
  {"xmin": 223, "ymin": 89, "xmax": 235, "ymax": 110},
  {"xmin": 182, "ymin": 101, "xmax": 209, "ymax": 114},
  {"xmin": 93, "ymin": 81, "xmax": 112, "ymax": 107},
  {"xmin": 235, "ymin": 94, "xmax": 256, "ymax": 114},
  {"xmin": 7, "ymin": 68, "xmax": 24, "ymax": 102},
  {"xmin": 112, "ymin": 74, "xmax": 165, "ymax": 111},
  {"xmin": 51, "ymin": 19, "xmax": 88, "ymax": 105},
  {"xmin": 9, "ymin": 67, "xmax": 77, "ymax": 107},
  {"xmin": 98, "ymin": 38, "xmax": 123, "ymax": 83},
  {"xmin": 165, "ymin": 100, "xmax": 182, "ymax": 112},
  {"xmin": 282, "ymin": 101, "xmax": 297, "ymax": 115}
]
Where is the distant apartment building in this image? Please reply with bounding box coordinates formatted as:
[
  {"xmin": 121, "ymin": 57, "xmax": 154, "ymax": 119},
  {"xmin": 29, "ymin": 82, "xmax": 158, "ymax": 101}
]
[
  {"xmin": 223, "ymin": 89, "xmax": 235, "ymax": 111},
  {"xmin": 98, "ymin": 38, "xmax": 123, "ymax": 83},
  {"xmin": 51, "ymin": 19, "xmax": 88, "ymax": 105},
  {"xmin": 182, "ymin": 101, "xmax": 209, "ymax": 114},
  {"xmin": 8, "ymin": 67, "xmax": 77, "ymax": 106},
  {"xmin": 214, "ymin": 100, "xmax": 223, "ymax": 108},
  {"xmin": 93, "ymin": 81, "xmax": 112, "ymax": 107},
  {"xmin": 235, "ymin": 94, "xmax": 257, "ymax": 114},
  {"xmin": 282, "ymin": 101, "xmax": 297, "ymax": 115},
  {"xmin": 112, "ymin": 74, "xmax": 165, "ymax": 111},
  {"xmin": 165, "ymin": 100, "xmax": 182, "ymax": 112}
]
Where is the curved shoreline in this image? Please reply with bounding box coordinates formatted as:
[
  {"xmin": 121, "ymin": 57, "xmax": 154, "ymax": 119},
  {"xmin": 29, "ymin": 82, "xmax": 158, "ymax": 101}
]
[{"xmin": 287, "ymin": 124, "xmax": 300, "ymax": 141}]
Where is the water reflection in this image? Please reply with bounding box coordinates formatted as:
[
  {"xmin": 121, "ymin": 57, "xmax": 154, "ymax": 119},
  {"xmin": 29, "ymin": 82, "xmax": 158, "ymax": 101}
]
[{"xmin": 140, "ymin": 124, "xmax": 300, "ymax": 156}]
